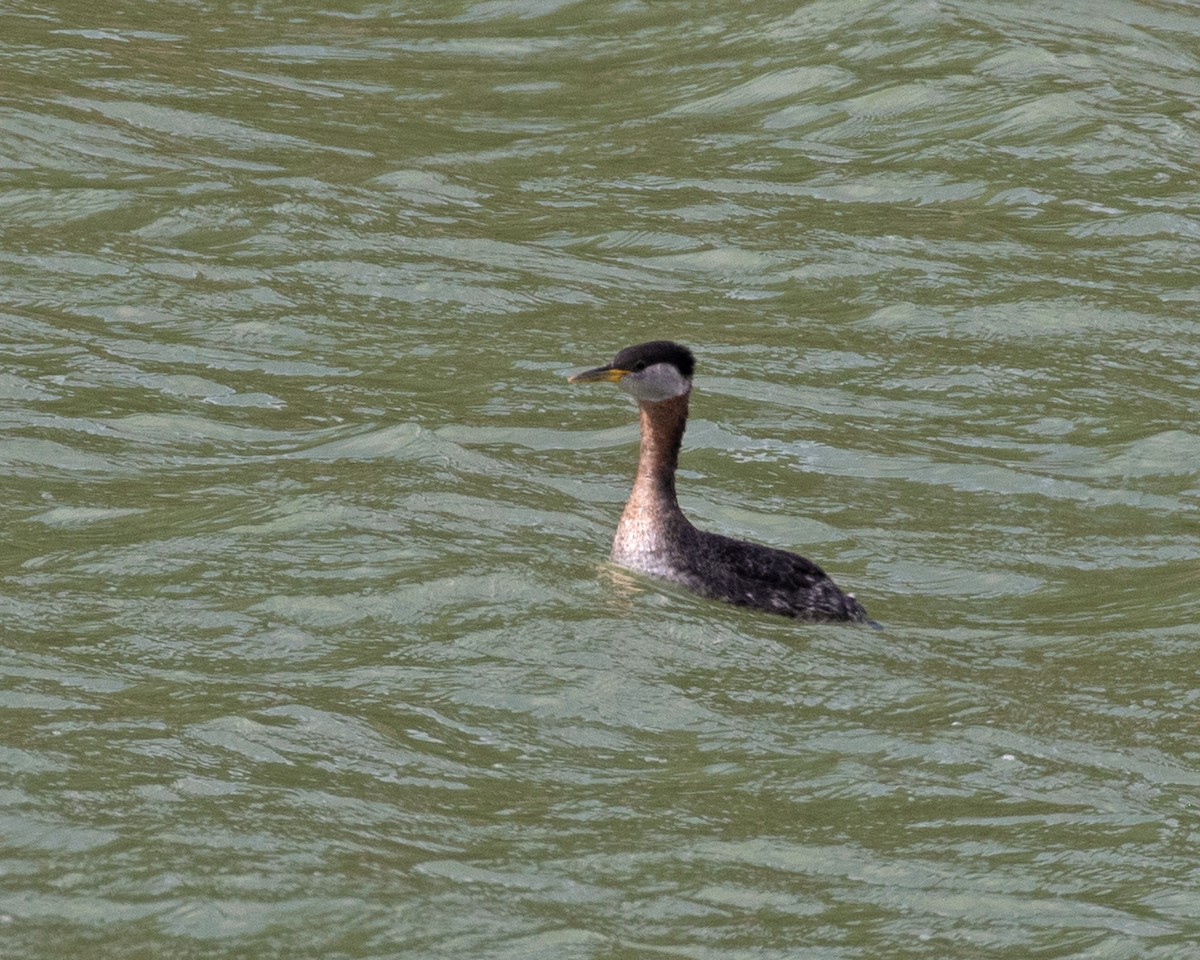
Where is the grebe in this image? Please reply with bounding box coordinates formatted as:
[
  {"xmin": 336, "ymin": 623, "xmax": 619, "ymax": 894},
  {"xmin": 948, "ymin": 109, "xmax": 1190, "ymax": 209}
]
[{"xmin": 569, "ymin": 340, "xmax": 870, "ymax": 623}]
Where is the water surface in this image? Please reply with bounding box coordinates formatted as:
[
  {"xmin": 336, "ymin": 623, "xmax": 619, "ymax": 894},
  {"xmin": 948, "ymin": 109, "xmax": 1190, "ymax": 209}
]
[{"xmin": 2, "ymin": 0, "xmax": 1199, "ymax": 957}]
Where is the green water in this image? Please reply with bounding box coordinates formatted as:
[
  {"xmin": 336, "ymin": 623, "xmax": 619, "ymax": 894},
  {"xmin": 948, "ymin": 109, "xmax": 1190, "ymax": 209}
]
[{"xmin": 2, "ymin": 0, "xmax": 1198, "ymax": 957}]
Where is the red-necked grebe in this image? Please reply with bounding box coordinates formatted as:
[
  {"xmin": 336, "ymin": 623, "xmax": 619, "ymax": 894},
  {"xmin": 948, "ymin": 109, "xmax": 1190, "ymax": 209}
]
[{"xmin": 569, "ymin": 340, "xmax": 870, "ymax": 624}]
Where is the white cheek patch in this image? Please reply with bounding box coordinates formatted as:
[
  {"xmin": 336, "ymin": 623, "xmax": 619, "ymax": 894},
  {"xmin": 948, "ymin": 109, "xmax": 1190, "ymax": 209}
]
[{"xmin": 619, "ymin": 363, "xmax": 689, "ymax": 402}]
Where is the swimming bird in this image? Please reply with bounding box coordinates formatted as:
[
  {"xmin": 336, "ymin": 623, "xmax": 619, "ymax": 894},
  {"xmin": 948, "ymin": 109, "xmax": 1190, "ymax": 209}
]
[{"xmin": 569, "ymin": 340, "xmax": 870, "ymax": 623}]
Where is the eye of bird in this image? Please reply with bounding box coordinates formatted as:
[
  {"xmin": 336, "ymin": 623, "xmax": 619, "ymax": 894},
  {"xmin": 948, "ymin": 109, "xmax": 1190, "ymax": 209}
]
[{"xmin": 632, "ymin": 360, "xmax": 647, "ymax": 371}]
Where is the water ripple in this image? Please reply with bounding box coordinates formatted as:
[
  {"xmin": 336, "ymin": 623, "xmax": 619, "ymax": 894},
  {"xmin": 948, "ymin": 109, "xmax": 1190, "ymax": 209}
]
[{"xmin": 3, "ymin": 0, "xmax": 1199, "ymax": 956}]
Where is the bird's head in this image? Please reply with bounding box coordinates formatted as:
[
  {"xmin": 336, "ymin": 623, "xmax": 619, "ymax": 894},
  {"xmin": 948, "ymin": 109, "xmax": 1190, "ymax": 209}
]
[{"xmin": 568, "ymin": 340, "xmax": 694, "ymax": 402}]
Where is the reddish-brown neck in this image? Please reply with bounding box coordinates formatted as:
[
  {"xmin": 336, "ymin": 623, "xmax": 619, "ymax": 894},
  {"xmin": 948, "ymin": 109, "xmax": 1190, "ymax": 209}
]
[{"xmin": 630, "ymin": 391, "xmax": 689, "ymax": 505}]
